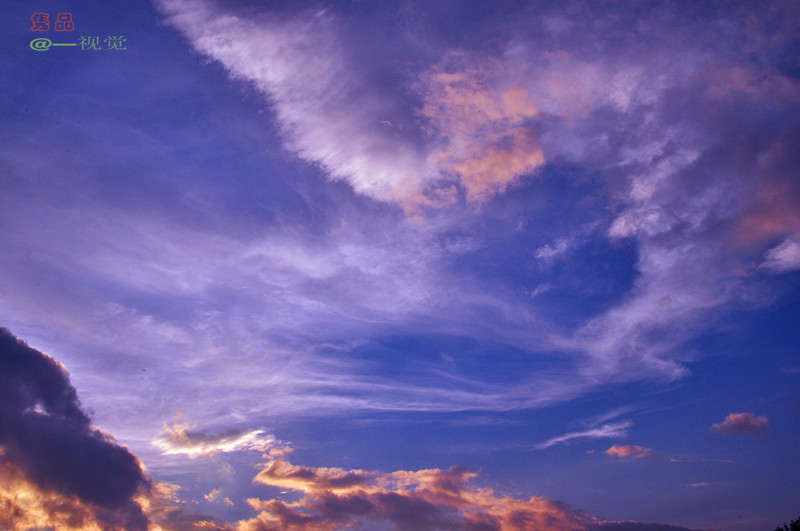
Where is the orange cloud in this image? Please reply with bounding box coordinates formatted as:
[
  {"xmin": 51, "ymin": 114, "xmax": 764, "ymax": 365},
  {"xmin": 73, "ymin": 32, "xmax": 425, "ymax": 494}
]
[
  {"xmin": 0, "ymin": 460, "xmax": 150, "ymax": 531},
  {"xmin": 241, "ymin": 456, "xmax": 592, "ymax": 530},
  {"xmin": 0, "ymin": 459, "xmax": 235, "ymax": 531},
  {"xmin": 605, "ymin": 445, "xmax": 653, "ymax": 460}
]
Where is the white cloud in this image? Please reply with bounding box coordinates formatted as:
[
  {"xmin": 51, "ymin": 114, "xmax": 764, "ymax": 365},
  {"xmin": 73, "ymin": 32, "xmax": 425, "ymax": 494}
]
[
  {"xmin": 156, "ymin": 0, "xmax": 433, "ymax": 209},
  {"xmin": 152, "ymin": 422, "xmax": 275, "ymax": 458},
  {"xmin": 534, "ymin": 421, "xmax": 632, "ymax": 450},
  {"xmin": 535, "ymin": 239, "xmax": 571, "ymax": 263},
  {"xmin": 761, "ymin": 238, "xmax": 800, "ymax": 273}
]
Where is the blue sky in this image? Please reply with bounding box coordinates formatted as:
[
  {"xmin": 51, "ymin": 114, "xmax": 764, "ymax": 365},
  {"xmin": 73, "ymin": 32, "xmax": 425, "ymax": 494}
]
[{"xmin": 1, "ymin": 1, "xmax": 799, "ymax": 529}]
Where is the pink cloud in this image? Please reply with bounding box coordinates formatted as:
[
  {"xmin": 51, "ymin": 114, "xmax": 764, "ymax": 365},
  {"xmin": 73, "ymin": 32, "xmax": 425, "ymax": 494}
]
[
  {"xmin": 418, "ymin": 55, "xmax": 545, "ymax": 203},
  {"xmin": 711, "ymin": 412, "xmax": 768, "ymax": 436},
  {"xmin": 605, "ymin": 445, "xmax": 653, "ymax": 460}
]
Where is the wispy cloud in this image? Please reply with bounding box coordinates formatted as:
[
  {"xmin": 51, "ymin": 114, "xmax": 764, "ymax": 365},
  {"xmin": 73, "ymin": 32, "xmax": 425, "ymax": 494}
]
[
  {"xmin": 2, "ymin": 0, "xmax": 798, "ymax": 471},
  {"xmin": 157, "ymin": 0, "xmax": 799, "ymax": 399},
  {"xmin": 535, "ymin": 421, "xmax": 632, "ymax": 450},
  {"xmin": 535, "ymin": 238, "xmax": 572, "ymax": 264},
  {"xmin": 761, "ymin": 238, "xmax": 800, "ymax": 273},
  {"xmin": 156, "ymin": 1, "xmax": 550, "ymax": 210},
  {"xmin": 155, "ymin": 0, "xmax": 434, "ymax": 210}
]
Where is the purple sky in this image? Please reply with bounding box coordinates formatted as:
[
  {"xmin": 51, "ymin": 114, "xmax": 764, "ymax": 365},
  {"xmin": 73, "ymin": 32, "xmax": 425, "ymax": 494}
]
[{"xmin": 1, "ymin": 1, "xmax": 799, "ymax": 530}]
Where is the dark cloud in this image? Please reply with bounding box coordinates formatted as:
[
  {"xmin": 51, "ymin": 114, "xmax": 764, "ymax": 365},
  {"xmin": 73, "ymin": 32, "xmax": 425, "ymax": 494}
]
[{"xmin": 0, "ymin": 327, "xmax": 150, "ymax": 528}]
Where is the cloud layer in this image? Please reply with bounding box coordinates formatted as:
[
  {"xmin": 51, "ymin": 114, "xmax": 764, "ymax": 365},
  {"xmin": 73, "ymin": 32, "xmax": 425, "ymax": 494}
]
[
  {"xmin": 0, "ymin": 327, "xmax": 746, "ymax": 530},
  {"xmin": 152, "ymin": 0, "xmax": 800, "ymax": 394},
  {"xmin": 3, "ymin": 1, "xmax": 800, "ymax": 526},
  {"xmin": 243, "ymin": 456, "xmax": 591, "ymax": 531}
]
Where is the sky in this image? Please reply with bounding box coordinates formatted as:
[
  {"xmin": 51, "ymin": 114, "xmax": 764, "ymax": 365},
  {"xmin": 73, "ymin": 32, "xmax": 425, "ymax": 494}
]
[{"xmin": 1, "ymin": 0, "xmax": 799, "ymax": 530}]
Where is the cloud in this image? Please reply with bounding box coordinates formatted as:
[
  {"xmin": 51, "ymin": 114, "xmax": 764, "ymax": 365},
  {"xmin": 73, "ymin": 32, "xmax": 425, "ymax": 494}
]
[
  {"xmin": 0, "ymin": 329, "xmax": 701, "ymax": 531},
  {"xmin": 2, "ymin": 2, "xmax": 799, "ymax": 479},
  {"xmin": 735, "ymin": 126, "xmax": 800, "ymax": 246},
  {"xmin": 605, "ymin": 445, "xmax": 653, "ymax": 460},
  {"xmin": 0, "ymin": 460, "xmax": 136, "ymax": 531},
  {"xmin": 204, "ymin": 487, "xmax": 235, "ymax": 507},
  {"xmin": 137, "ymin": 481, "xmax": 234, "ymax": 531},
  {"xmin": 0, "ymin": 327, "xmax": 228, "ymax": 529},
  {"xmin": 535, "ymin": 239, "xmax": 571, "ymax": 263},
  {"xmin": 243, "ymin": 456, "xmax": 591, "ymax": 530},
  {"xmin": 0, "ymin": 327, "xmax": 150, "ymax": 528},
  {"xmin": 205, "ymin": 487, "xmax": 223, "ymax": 502},
  {"xmin": 156, "ymin": 0, "xmax": 550, "ymax": 210},
  {"xmin": 143, "ymin": 0, "xmax": 800, "ymax": 408},
  {"xmin": 155, "ymin": 0, "xmax": 434, "ymax": 210},
  {"xmin": 0, "ymin": 449, "xmax": 229, "ymax": 531},
  {"xmin": 1, "ymin": 447, "xmax": 699, "ymax": 531},
  {"xmin": 535, "ymin": 421, "xmax": 632, "ymax": 450},
  {"xmin": 761, "ymin": 238, "xmax": 800, "ymax": 273},
  {"xmin": 417, "ymin": 53, "xmax": 545, "ymax": 203},
  {"xmin": 711, "ymin": 412, "xmax": 769, "ymax": 436},
  {"xmin": 241, "ymin": 456, "xmax": 707, "ymax": 530},
  {"xmin": 152, "ymin": 421, "xmax": 275, "ymax": 458}
]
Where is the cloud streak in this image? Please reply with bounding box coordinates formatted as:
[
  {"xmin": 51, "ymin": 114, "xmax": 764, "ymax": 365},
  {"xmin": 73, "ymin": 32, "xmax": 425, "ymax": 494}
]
[{"xmin": 534, "ymin": 422, "xmax": 632, "ymax": 450}]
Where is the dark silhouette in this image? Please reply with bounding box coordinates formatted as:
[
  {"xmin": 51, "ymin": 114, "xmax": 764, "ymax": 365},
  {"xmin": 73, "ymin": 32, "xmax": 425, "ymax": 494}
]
[{"xmin": 775, "ymin": 516, "xmax": 800, "ymax": 531}]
